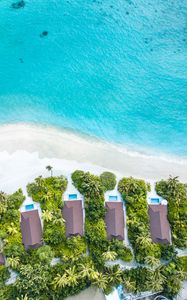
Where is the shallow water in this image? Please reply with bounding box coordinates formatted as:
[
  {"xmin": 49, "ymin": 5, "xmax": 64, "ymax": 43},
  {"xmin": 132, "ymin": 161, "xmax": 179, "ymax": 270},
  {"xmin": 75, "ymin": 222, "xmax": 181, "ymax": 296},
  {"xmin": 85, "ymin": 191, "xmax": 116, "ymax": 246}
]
[{"xmin": 0, "ymin": 0, "xmax": 187, "ymax": 156}]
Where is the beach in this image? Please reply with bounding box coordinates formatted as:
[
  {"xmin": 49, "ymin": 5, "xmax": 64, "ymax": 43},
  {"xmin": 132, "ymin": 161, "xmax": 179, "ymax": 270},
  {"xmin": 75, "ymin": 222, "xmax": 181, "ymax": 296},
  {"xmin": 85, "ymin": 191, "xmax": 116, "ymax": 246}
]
[
  {"xmin": 0, "ymin": 123, "xmax": 187, "ymax": 194},
  {"xmin": 0, "ymin": 123, "xmax": 186, "ymax": 195}
]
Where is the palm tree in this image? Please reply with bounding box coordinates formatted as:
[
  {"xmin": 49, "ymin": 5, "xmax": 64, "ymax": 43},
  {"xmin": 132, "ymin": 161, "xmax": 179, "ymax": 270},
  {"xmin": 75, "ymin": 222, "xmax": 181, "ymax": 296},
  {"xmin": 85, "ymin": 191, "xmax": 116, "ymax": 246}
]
[
  {"xmin": 136, "ymin": 234, "xmax": 152, "ymax": 249},
  {"xmin": 89, "ymin": 270, "xmax": 100, "ymax": 281},
  {"xmin": 7, "ymin": 256, "xmax": 20, "ymax": 269},
  {"xmin": 0, "ymin": 202, "xmax": 7, "ymax": 214},
  {"xmin": 124, "ymin": 279, "xmax": 136, "ymax": 293},
  {"xmin": 102, "ymin": 248, "xmax": 117, "ymax": 261},
  {"xmin": 144, "ymin": 256, "xmax": 160, "ymax": 270},
  {"xmin": 46, "ymin": 165, "xmax": 53, "ymax": 177},
  {"xmin": 42, "ymin": 210, "xmax": 53, "ymax": 222},
  {"xmin": 0, "ymin": 191, "xmax": 6, "ymax": 202},
  {"xmin": 93, "ymin": 273, "xmax": 108, "ymax": 290},
  {"xmin": 52, "ymin": 216, "xmax": 65, "ymax": 226},
  {"xmin": 65, "ymin": 266, "xmax": 79, "ymax": 287},
  {"xmin": 168, "ymin": 176, "xmax": 179, "ymax": 197},
  {"xmin": 16, "ymin": 295, "xmax": 34, "ymax": 300},
  {"xmin": 106, "ymin": 266, "xmax": 123, "ymax": 284},
  {"xmin": 52, "ymin": 273, "xmax": 68, "ymax": 289},
  {"xmin": 7, "ymin": 223, "xmax": 18, "ymax": 236},
  {"xmin": 35, "ymin": 176, "xmax": 43, "ymax": 187},
  {"xmin": 78, "ymin": 263, "xmax": 95, "ymax": 279}
]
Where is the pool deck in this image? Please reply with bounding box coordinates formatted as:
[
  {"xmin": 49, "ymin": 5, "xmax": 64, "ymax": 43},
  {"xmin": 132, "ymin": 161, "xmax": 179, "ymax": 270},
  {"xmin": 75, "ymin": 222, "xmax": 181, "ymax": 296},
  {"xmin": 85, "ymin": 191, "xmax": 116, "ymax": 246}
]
[
  {"xmin": 63, "ymin": 175, "xmax": 83, "ymax": 201},
  {"xmin": 147, "ymin": 182, "xmax": 167, "ymax": 205}
]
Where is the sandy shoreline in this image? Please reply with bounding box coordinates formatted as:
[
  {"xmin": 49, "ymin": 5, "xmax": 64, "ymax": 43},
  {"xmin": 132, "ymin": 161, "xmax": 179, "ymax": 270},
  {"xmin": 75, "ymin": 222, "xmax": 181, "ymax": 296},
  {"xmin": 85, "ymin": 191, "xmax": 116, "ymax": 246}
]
[{"xmin": 0, "ymin": 123, "xmax": 186, "ymax": 193}]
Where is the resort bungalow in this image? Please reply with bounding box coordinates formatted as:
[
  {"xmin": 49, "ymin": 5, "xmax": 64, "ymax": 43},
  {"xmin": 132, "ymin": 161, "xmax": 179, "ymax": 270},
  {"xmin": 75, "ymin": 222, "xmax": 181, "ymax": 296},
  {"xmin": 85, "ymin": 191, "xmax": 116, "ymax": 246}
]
[
  {"xmin": 62, "ymin": 200, "xmax": 83, "ymax": 237},
  {"xmin": 20, "ymin": 209, "xmax": 43, "ymax": 250},
  {"xmin": 148, "ymin": 205, "xmax": 171, "ymax": 245},
  {"xmin": 0, "ymin": 253, "xmax": 5, "ymax": 265},
  {"xmin": 105, "ymin": 202, "xmax": 124, "ymax": 240}
]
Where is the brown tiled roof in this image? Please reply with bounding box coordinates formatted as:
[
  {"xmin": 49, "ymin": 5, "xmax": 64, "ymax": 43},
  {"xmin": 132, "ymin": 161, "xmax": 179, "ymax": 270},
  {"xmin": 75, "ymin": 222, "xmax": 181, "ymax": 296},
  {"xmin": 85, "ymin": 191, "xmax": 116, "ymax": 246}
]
[
  {"xmin": 20, "ymin": 209, "xmax": 43, "ymax": 250},
  {"xmin": 105, "ymin": 202, "xmax": 124, "ymax": 240},
  {"xmin": 148, "ymin": 205, "xmax": 171, "ymax": 245},
  {"xmin": 0, "ymin": 253, "xmax": 5, "ymax": 265},
  {"xmin": 62, "ymin": 200, "xmax": 83, "ymax": 237}
]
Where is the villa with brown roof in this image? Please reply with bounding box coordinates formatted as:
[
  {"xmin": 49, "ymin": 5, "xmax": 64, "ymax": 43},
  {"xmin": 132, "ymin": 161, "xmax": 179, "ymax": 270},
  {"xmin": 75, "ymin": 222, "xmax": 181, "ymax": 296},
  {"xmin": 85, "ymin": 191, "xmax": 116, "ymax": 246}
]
[
  {"xmin": 20, "ymin": 209, "xmax": 43, "ymax": 250},
  {"xmin": 148, "ymin": 205, "xmax": 171, "ymax": 245},
  {"xmin": 105, "ymin": 202, "xmax": 124, "ymax": 240},
  {"xmin": 62, "ymin": 200, "xmax": 83, "ymax": 237},
  {"xmin": 0, "ymin": 253, "xmax": 5, "ymax": 265}
]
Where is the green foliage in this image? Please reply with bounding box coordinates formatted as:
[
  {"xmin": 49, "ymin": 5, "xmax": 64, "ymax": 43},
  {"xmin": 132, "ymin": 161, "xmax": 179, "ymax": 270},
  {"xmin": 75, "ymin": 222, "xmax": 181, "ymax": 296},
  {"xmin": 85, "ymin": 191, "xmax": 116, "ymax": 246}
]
[
  {"xmin": 118, "ymin": 177, "xmax": 147, "ymax": 198},
  {"xmin": 35, "ymin": 245, "xmax": 54, "ymax": 265},
  {"xmin": 161, "ymin": 261, "xmax": 186, "ymax": 298},
  {"xmin": 109, "ymin": 239, "xmax": 133, "ymax": 262},
  {"xmin": 0, "ymin": 190, "xmax": 26, "ymax": 260},
  {"xmin": 14, "ymin": 263, "xmax": 52, "ymax": 298},
  {"xmin": 160, "ymin": 244, "xmax": 177, "ymax": 261},
  {"xmin": 27, "ymin": 175, "xmax": 67, "ymax": 210},
  {"xmin": 178, "ymin": 256, "xmax": 187, "ymax": 274},
  {"xmin": 58, "ymin": 236, "xmax": 87, "ymax": 262},
  {"xmin": 156, "ymin": 176, "xmax": 187, "ymax": 248},
  {"xmin": 0, "ymin": 265, "xmax": 10, "ymax": 287},
  {"xmin": 72, "ymin": 170, "xmax": 103, "ymax": 198},
  {"xmin": 85, "ymin": 196, "xmax": 106, "ymax": 222},
  {"xmin": 100, "ymin": 171, "xmax": 116, "ymax": 191},
  {"xmin": 118, "ymin": 177, "xmax": 160, "ymax": 263}
]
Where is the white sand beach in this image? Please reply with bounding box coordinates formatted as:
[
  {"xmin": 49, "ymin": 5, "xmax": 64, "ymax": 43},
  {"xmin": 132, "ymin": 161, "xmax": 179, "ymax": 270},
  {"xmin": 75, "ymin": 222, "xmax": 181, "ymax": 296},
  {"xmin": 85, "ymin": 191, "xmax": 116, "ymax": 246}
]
[{"xmin": 0, "ymin": 123, "xmax": 186, "ymax": 195}]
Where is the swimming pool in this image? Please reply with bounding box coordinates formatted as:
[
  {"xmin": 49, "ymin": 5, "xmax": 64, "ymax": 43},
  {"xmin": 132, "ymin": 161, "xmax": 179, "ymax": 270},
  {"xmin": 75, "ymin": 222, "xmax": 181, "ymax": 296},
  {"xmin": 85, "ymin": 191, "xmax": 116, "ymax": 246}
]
[
  {"xmin": 109, "ymin": 195, "xmax": 118, "ymax": 201},
  {"xmin": 25, "ymin": 204, "xmax": 34, "ymax": 210},
  {"xmin": 68, "ymin": 194, "xmax": 77, "ymax": 200},
  {"xmin": 150, "ymin": 198, "xmax": 160, "ymax": 204}
]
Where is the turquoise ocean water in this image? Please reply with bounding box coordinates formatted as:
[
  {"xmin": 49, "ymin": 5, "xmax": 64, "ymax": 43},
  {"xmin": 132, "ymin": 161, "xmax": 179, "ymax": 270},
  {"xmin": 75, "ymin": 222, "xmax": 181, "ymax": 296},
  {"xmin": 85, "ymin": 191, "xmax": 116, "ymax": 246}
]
[{"xmin": 0, "ymin": 0, "xmax": 187, "ymax": 156}]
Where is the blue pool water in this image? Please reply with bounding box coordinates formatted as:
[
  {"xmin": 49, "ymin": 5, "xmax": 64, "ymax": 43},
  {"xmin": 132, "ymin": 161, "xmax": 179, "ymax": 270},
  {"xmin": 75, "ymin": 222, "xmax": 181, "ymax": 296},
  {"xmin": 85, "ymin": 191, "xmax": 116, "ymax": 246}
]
[
  {"xmin": 0, "ymin": 1, "xmax": 187, "ymax": 156},
  {"xmin": 109, "ymin": 195, "xmax": 118, "ymax": 201},
  {"xmin": 25, "ymin": 204, "xmax": 34, "ymax": 210},
  {"xmin": 68, "ymin": 194, "xmax": 78, "ymax": 200},
  {"xmin": 150, "ymin": 198, "xmax": 160, "ymax": 204}
]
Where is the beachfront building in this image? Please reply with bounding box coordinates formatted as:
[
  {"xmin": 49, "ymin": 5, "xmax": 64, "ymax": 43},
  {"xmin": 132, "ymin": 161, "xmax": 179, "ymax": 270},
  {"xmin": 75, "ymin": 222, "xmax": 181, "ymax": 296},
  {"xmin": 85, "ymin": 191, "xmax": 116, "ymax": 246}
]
[
  {"xmin": 148, "ymin": 204, "xmax": 171, "ymax": 244},
  {"xmin": 0, "ymin": 253, "xmax": 5, "ymax": 265},
  {"xmin": 20, "ymin": 209, "xmax": 43, "ymax": 250},
  {"xmin": 105, "ymin": 201, "xmax": 125, "ymax": 240},
  {"xmin": 62, "ymin": 200, "xmax": 84, "ymax": 237}
]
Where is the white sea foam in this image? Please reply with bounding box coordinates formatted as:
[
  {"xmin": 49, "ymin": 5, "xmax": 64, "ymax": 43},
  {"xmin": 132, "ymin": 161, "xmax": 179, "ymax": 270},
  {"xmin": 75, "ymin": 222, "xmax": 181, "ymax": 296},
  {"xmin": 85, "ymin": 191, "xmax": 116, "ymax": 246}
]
[{"xmin": 0, "ymin": 123, "xmax": 186, "ymax": 194}]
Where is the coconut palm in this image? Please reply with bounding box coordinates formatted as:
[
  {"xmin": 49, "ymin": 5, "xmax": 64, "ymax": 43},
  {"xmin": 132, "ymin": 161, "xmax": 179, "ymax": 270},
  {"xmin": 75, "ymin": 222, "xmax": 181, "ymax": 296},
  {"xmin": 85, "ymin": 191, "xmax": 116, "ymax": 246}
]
[
  {"xmin": 78, "ymin": 263, "xmax": 95, "ymax": 279},
  {"xmin": 52, "ymin": 273, "xmax": 68, "ymax": 289},
  {"xmin": 16, "ymin": 295, "xmax": 34, "ymax": 300},
  {"xmin": 35, "ymin": 176, "xmax": 43, "ymax": 187},
  {"xmin": 102, "ymin": 248, "xmax": 117, "ymax": 261},
  {"xmin": 46, "ymin": 165, "xmax": 53, "ymax": 177},
  {"xmin": 136, "ymin": 234, "xmax": 152, "ymax": 249},
  {"xmin": 124, "ymin": 279, "xmax": 136, "ymax": 293},
  {"xmin": 52, "ymin": 216, "xmax": 65, "ymax": 226},
  {"xmin": 89, "ymin": 270, "xmax": 100, "ymax": 281},
  {"xmin": 107, "ymin": 267, "xmax": 123, "ymax": 284},
  {"xmin": 7, "ymin": 256, "xmax": 20, "ymax": 269},
  {"xmin": 7, "ymin": 223, "xmax": 18, "ymax": 236},
  {"xmin": 174, "ymin": 268, "xmax": 187, "ymax": 280},
  {"xmin": 144, "ymin": 256, "xmax": 161, "ymax": 270},
  {"xmin": 65, "ymin": 266, "xmax": 79, "ymax": 287},
  {"xmin": 0, "ymin": 202, "xmax": 7, "ymax": 214},
  {"xmin": 42, "ymin": 210, "xmax": 53, "ymax": 222},
  {"xmin": 93, "ymin": 273, "xmax": 108, "ymax": 290},
  {"xmin": 0, "ymin": 191, "xmax": 6, "ymax": 202}
]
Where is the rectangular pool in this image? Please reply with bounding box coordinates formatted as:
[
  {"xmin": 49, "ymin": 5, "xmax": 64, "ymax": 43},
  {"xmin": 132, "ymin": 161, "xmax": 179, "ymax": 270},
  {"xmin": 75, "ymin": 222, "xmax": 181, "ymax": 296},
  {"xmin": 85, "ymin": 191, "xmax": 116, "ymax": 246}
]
[
  {"xmin": 150, "ymin": 198, "xmax": 160, "ymax": 204},
  {"xmin": 68, "ymin": 194, "xmax": 77, "ymax": 200},
  {"xmin": 109, "ymin": 195, "xmax": 118, "ymax": 201},
  {"xmin": 25, "ymin": 204, "xmax": 34, "ymax": 211}
]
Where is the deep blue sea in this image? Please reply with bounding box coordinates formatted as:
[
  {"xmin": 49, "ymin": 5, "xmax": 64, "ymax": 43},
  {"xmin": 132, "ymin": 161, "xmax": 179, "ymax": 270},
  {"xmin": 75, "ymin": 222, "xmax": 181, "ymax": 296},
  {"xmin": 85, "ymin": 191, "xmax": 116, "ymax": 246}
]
[{"xmin": 0, "ymin": 0, "xmax": 187, "ymax": 156}]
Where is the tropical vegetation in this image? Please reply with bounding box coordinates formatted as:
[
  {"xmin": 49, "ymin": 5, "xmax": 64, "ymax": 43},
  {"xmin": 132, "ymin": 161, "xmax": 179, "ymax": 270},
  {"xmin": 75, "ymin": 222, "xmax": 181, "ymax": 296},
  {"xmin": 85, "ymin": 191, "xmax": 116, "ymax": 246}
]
[{"xmin": 0, "ymin": 172, "xmax": 186, "ymax": 299}]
